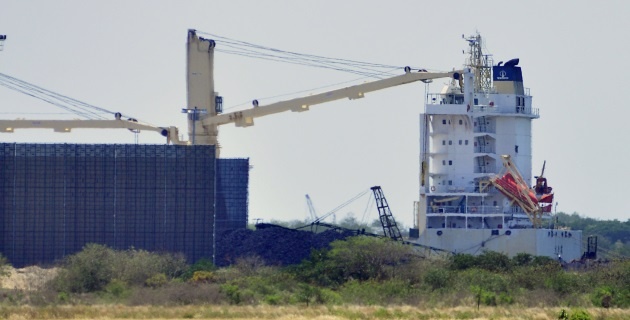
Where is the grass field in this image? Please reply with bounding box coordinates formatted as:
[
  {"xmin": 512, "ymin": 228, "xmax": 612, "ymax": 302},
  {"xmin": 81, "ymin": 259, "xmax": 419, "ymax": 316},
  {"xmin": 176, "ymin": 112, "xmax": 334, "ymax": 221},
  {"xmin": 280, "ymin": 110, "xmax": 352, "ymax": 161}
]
[{"xmin": 0, "ymin": 305, "xmax": 629, "ymax": 320}]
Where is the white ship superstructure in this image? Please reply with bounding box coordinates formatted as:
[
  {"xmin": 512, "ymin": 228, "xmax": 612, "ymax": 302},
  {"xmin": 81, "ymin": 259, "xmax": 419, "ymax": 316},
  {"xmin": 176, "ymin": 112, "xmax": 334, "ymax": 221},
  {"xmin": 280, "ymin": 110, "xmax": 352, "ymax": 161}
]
[{"xmin": 412, "ymin": 35, "xmax": 582, "ymax": 260}]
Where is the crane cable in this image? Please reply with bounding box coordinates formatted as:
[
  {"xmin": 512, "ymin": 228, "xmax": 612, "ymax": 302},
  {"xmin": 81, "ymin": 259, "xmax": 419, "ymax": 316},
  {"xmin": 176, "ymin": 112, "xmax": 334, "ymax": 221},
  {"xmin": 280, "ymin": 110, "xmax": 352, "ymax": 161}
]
[
  {"xmin": 197, "ymin": 31, "xmax": 439, "ymax": 111},
  {"xmin": 311, "ymin": 188, "xmax": 371, "ymax": 225},
  {"xmin": 0, "ymin": 72, "xmax": 149, "ymax": 124},
  {"xmin": 198, "ymin": 31, "xmax": 413, "ymax": 79}
]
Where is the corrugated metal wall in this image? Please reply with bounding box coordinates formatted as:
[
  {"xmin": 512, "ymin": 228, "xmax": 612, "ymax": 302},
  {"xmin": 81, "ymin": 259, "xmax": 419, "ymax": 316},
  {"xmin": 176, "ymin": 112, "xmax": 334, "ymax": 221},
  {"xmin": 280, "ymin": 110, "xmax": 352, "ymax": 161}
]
[
  {"xmin": 0, "ymin": 143, "xmax": 249, "ymax": 267},
  {"xmin": 216, "ymin": 159, "xmax": 249, "ymax": 232}
]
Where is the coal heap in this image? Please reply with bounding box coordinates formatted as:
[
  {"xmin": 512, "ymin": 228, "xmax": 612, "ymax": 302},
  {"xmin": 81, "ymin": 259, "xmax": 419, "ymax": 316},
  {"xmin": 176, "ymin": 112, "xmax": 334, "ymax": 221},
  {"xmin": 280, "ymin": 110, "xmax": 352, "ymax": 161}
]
[{"xmin": 215, "ymin": 224, "xmax": 356, "ymax": 267}]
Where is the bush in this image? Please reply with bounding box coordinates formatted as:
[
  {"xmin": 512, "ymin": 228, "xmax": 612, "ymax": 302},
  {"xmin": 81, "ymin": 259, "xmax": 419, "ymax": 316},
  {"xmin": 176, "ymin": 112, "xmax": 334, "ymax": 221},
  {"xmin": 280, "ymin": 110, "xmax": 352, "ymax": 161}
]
[
  {"xmin": 451, "ymin": 254, "xmax": 477, "ymax": 270},
  {"xmin": 51, "ymin": 244, "xmax": 188, "ymax": 293},
  {"xmin": 424, "ymin": 268, "xmax": 451, "ymax": 291},
  {"xmin": 476, "ymin": 251, "xmax": 512, "ymax": 272},
  {"xmin": 145, "ymin": 273, "xmax": 168, "ymax": 288},
  {"xmin": 190, "ymin": 271, "xmax": 215, "ymax": 283},
  {"xmin": 544, "ymin": 271, "xmax": 584, "ymax": 295},
  {"xmin": 325, "ymin": 236, "xmax": 415, "ymax": 282},
  {"xmin": 512, "ymin": 253, "xmax": 534, "ymax": 266},
  {"xmin": 338, "ymin": 279, "xmax": 417, "ymax": 305},
  {"xmin": 182, "ymin": 258, "xmax": 216, "ymax": 280},
  {"xmin": 296, "ymin": 283, "xmax": 321, "ymax": 306},
  {"xmin": 52, "ymin": 243, "xmax": 115, "ymax": 292},
  {"xmin": 220, "ymin": 284, "xmax": 241, "ymax": 304},
  {"xmin": 104, "ymin": 279, "xmax": 130, "ymax": 299},
  {"xmin": 128, "ymin": 282, "xmax": 224, "ymax": 305},
  {"xmin": 110, "ymin": 248, "xmax": 187, "ymax": 286},
  {"xmin": 568, "ymin": 309, "xmax": 591, "ymax": 320}
]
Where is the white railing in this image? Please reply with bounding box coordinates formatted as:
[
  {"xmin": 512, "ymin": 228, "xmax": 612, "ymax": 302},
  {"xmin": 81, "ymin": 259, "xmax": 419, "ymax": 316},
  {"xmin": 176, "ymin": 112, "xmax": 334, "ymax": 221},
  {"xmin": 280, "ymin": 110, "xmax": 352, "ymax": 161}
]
[
  {"xmin": 428, "ymin": 185, "xmax": 499, "ymax": 194},
  {"xmin": 472, "ymin": 105, "xmax": 539, "ymax": 116},
  {"xmin": 475, "ymin": 165, "xmax": 497, "ymax": 174},
  {"xmin": 473, "ymin": 125, "xmax": 496, "ymax": 134},
  {"xmin": 427, "ymin": 205, "xmax": 505, "ymax": 214},
  {"xmin": 427, "ymin": 93, "xmax": 464, "ymax": 105},
  {"xmin": 474, "ymin": 146, "xmax": 495, "ymax": 153}
]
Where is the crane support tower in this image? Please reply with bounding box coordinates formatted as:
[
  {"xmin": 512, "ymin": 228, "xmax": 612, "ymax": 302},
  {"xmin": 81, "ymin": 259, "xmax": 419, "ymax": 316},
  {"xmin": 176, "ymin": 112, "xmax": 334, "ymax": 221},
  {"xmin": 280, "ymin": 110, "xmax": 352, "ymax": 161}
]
[{"xmin": 371, "ymin": 186, "xmax": 403, "ymax": 241}]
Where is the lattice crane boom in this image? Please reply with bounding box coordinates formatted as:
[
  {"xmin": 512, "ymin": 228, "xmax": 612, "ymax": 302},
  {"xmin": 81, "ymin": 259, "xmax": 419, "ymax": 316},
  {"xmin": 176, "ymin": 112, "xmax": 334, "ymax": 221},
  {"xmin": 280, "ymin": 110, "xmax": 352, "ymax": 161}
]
[{"xmin": 371, "ymin": 186, "xmax": 403, "ymax": 241}]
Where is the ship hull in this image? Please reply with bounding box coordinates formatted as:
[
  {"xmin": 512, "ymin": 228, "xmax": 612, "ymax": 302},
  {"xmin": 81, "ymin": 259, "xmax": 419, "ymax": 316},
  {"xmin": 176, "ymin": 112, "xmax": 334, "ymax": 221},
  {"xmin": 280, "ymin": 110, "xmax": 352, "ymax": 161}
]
[{"xmin": 410, "ymin": 228, "xmax": 582, "ymax": 261}]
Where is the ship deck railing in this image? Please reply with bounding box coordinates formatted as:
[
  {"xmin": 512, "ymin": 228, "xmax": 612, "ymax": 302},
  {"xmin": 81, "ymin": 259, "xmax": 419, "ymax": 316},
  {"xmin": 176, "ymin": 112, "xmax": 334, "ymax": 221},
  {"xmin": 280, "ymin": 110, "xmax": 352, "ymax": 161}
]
[
  {"xmin": 425, "ymin": 95, "xmax": 539, "ymax": 117},
  {"xmin": 428, "ymin": 205, "xmax": 503, "ymax": 214},
  {"xmin": 472, "ymin": 105, "xmax": 540, "ymax": 116},
  {"xmin": 427, "ymin": 205, "xmax": 527, "ymax": 215},
  {"xmin": 428, "ymin": 185, "xmax": 499, "ymax": 194}
]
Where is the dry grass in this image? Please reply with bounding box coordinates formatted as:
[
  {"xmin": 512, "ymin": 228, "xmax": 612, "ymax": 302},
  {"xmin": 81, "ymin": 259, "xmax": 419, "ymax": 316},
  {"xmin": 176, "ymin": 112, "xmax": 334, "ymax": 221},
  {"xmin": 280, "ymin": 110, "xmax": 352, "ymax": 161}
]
[
  {"xmin": 1, "ymin": 266, "xmax": 58, "ymax": 291},
  {"xmin": 0, "ymin": 305, "xmax": 629, "ymax": 320}
]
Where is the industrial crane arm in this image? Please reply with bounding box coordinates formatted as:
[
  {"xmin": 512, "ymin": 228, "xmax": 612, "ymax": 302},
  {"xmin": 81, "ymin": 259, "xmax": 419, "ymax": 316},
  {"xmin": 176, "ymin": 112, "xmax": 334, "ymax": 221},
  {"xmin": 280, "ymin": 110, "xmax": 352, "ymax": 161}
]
[
  {"xmin": 0, "ymin": 119, "xmax": 185, "ymax": 145},
  {"xmin": 203, "ymin": 70, "xmax": 462, "ymax": 128}
]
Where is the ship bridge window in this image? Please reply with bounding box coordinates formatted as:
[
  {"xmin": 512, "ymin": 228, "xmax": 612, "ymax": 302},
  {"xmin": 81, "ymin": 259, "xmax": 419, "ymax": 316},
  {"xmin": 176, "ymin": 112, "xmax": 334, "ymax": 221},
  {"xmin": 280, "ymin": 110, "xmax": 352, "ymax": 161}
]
[
  {"xmin": 442, "ymin": 119, "xmax": 447, "ymax": 125},
  {"xmin": 442, "ymin": 140, "xmax": 446, "ymax": 145},
  {"xmin": 442, "ymin": 160, "xmax": 446, "ymax": 165},
  {"xmin": 449, "ymin": 140, "xmax": 453, "ymax": 145},
  {"xmin": 458, "ymin": 140, "xmax": 462, "ymax": 145},
  {"xmin": 459, "ymin": 119, "xmax": 463, "ymax": 125},
  {"xmin": 465, "ymin": 140, "xmax": 469, "ymax": 145},
  {"xmin": 449, "ymin": 160, "xmax": 453, "ymax": 165}
]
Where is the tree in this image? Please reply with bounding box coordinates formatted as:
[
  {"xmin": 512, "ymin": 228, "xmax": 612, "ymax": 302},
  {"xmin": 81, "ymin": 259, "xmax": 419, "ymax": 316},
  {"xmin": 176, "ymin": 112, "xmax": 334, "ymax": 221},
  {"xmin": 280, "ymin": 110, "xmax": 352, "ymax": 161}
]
[{"xmin": 326, "ymin": 236, "xmax": 414, "ymax": 282}]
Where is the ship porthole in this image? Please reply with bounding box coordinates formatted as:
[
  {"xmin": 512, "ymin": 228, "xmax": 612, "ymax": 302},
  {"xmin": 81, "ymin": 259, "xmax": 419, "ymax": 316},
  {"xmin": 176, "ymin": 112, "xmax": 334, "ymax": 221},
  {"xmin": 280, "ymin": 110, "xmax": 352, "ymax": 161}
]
[
  {"xmin": 437, "ymin": 230, "xmax": 443, "ymax": 236},
  {"xmin": 505, "ymin": 230, "xmax": 512, "ymax": 236}
]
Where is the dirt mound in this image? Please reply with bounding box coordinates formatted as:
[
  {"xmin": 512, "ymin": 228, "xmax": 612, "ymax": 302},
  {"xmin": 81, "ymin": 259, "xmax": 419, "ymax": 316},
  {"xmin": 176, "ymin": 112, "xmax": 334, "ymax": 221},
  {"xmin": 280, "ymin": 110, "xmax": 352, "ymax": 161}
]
[
  {"xmin": 215, "ymin": 225, "xmax": 356, "ymax": 267},
  {"xmin": 1, "ymin": 266, "xmax": 58, "ymax": 291}
]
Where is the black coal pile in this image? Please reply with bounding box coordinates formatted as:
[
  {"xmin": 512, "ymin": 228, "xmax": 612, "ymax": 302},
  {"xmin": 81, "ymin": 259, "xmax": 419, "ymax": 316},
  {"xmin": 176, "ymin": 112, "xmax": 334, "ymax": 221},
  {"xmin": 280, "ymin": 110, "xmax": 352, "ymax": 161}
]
[{"xmin": 215, "ymin": 224, "xmax": 356, "ymax": 267}]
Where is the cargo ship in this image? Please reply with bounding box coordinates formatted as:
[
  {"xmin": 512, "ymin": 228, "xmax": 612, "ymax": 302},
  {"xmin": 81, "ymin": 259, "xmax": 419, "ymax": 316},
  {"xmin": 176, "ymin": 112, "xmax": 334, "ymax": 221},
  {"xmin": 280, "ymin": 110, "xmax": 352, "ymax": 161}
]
[{"xmin": 410, "ymin": 34, "xmax": 583, "ymax": 261}]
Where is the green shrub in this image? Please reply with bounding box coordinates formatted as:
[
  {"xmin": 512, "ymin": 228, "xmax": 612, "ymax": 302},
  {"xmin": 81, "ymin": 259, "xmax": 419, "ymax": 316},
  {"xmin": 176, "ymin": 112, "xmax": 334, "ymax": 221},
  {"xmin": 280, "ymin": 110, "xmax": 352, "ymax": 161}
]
[
  {"xmin": 512, "ymin": 253, "xmax": 533, "ymax": 266},
  {"xmin": 568, "ymin": 309, "xmax": 591, "ymax": 320},
  {"xmin": 182, "ymin": 258, "xmax": 216, "ymax": 280},
  {"xmin": 52, "ymin": 243, "xmax": 115, "ymax": 293},
  {"xmin": 127, "ymin": 282, "xmax": 224, "ymax": 305},
  {"xmin": 51, "ymin": 244, "xmax": 187, "ymax": 293},
  {"xmin": 451, "ymin": 254, "xmax": 477, "ymax": 270},
  {"xmin": 57, "ymin": 291, "xmax": 69, "ymax": 303},
  {"xmin": 296, "ymin": 283, "xmax": 320, "ymax": 306},
  {"xmin": 424, "ymin": 268, "xmax": 451, "ymax": 291},
  {"xmin": 104, "ymin": 279, "xmax": 130, "ymax": 299},
  {"xmin": 318, "ymin": 288, "xmax": 342, "ymax": 305},
  {"xmin": 338, "ymin": 279, "xmax": 416, "ymax": 305},
  {"xmin": 145, "ymin": 273, "xmax": 168, "ymax": 288},
  {"xmin": 476, "ymin": 251, "xmax": 512, "ymax": 272},
  {"xmin": 544, "ymin": 271, "xmax": 584, "ymax": 295},
  {"xmin": 264, "ymin": 293, "xmax": 282, "ymax": 305},
  {"xmin": 190, "ymin": 271, "xmax": 215, "ymax": 283},
  {"xmin": 457, "ymin": 269, "xmax": 510, "ymax": 293},
  {"xmin": 111, "ymin": 248, "xmax": 187, "ymax": 286},
  {"xmin": 220, "ymin": 284, "xmax": 241, "ymax": 304}
]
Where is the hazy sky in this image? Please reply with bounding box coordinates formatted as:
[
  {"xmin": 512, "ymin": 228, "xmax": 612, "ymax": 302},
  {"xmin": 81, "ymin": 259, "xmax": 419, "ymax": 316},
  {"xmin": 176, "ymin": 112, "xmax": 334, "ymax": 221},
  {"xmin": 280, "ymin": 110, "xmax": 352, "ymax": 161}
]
[{"xmin": 1, "ymin": 1, "xmax": 629, "ymax": 227}]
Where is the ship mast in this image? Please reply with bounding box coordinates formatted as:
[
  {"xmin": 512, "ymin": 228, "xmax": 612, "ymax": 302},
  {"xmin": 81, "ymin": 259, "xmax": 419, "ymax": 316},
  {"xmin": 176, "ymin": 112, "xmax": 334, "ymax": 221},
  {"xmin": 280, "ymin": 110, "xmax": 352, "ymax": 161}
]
[{"xmin": 464, "ymin": 34, "xmax": 492, "ymax": 93}]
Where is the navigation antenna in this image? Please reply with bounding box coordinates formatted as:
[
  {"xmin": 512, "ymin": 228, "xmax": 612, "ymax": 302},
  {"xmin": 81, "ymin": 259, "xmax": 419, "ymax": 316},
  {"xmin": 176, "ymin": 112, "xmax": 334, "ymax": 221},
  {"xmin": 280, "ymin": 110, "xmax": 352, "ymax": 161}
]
[{"xmin": 463, "ymin": 33, "xmax": 492, "ymax": 93}]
